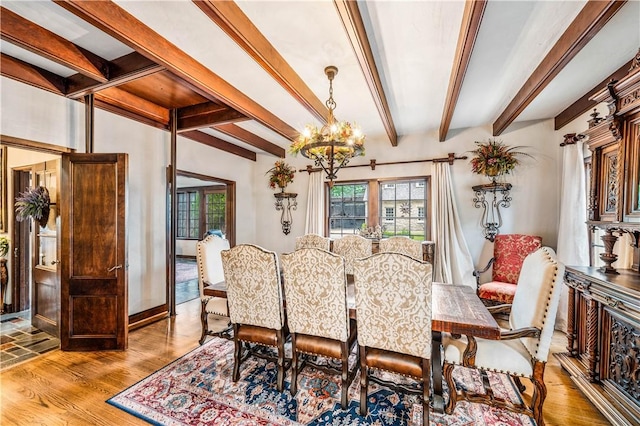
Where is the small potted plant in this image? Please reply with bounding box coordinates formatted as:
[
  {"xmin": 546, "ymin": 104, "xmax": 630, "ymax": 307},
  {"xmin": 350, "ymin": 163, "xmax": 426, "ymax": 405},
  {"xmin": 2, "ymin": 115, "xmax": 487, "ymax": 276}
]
[
  {"xmin": 0, "ymin": 237, "xmax": 8, "ymax": 258},
  {"xmin": 266, "ymin": 160, "xmax": 296, "ymax": 192},
  {"xmin": 469, "ymin": 139, "xmax": 531, "ymax": 183},
  {"xmin": 15, "ymin": 186, "xmax": 50, "ymax": 228}
]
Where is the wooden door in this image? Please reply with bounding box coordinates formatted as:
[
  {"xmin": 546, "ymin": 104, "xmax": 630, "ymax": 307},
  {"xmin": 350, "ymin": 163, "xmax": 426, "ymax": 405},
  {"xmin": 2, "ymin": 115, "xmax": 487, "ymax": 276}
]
[
  {"xmin": 11, "ymin": 169, "xmax": 32, "ymax": 313},
  {"xmin": 32, "ymin": 161, "xmax": 60, "ymax": 337},
  {"xmin": 60, "ymin": 153, "xmax": 128, "ymax": 351}
]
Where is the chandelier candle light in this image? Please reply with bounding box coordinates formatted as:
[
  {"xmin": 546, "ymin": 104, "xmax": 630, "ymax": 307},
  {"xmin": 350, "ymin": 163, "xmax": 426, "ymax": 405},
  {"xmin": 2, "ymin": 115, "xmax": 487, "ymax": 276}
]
[{"xmin": 290, "ymin": 66, "xmax": 365, "ymax": 185}]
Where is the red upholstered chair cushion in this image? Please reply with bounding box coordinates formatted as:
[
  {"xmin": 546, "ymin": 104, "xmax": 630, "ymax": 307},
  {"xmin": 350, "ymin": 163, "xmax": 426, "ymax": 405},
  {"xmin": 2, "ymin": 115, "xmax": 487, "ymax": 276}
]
[
  {"xmin": 478, "ymin": 281, "xmax": 517, "ymax": 304},
  {"xmin": 492, "ymin": 234, "xmax": 542, "ymax": 284}
]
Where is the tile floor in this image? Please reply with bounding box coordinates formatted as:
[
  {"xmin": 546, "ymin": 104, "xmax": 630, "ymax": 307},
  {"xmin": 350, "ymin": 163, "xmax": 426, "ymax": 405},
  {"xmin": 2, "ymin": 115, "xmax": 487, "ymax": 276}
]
[{"xmin": 0, "ymin": 311, "xmax": 60, "ymax": 371}]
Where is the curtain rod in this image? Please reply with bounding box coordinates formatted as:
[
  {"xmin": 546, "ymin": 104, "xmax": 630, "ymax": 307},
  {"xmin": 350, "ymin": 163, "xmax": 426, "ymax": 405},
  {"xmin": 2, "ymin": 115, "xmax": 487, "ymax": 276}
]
[
  {"xmin": 298, "ymin": 152, "xmax": 467, "ymax": 173},
  {"xmin": 560, "ymin": 133, "xmax": 585, "ymax": 147}
]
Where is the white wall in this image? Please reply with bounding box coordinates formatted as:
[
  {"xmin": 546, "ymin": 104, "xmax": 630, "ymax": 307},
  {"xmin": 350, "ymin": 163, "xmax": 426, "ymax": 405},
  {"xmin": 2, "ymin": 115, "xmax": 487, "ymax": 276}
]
[{"xmin": 253, "ymin": 119, "xmax": 565, "ymax": 275}]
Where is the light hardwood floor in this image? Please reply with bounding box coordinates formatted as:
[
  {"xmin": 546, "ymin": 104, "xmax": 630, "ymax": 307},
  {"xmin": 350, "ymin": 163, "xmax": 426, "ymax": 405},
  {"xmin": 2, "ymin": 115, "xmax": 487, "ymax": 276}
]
[{"xmin": 0, "ymin": 298, "xmax": 611, "ymax": 425}]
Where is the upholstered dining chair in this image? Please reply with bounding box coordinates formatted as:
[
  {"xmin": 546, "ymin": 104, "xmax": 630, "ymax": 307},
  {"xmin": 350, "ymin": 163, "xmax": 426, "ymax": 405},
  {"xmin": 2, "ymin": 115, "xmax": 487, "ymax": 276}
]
[
  {"xmin": 221, "ymin": 244, "xmax": 289, "ymax": 391},
  {"xmin": 475, "ymin": 234, "xmax": 542, "ymax": 305},
  {"xmin": 281, "ymin": 248, "xmax": 358, "ymax": 408},
  {"xmin": 379, "ymin": 236, "xmax": 423, "ymax": 260},
  {"xmin": 443, "ymin": 247, "xmax": 564, "ymax": 426},
  {"xmin": 196, "ymin": 234, "xmax": 231, "ymax": 345},
  {"xmin": 332, "ymin": 235, "xmax": 372, "ymax": 278},
  {"xmin": 295, "ymin": 233, "xmax": 331, "ymax": 251},
  {"xmin": 353, "ymin": 252, "xmax": 433, "ymax": 426}
]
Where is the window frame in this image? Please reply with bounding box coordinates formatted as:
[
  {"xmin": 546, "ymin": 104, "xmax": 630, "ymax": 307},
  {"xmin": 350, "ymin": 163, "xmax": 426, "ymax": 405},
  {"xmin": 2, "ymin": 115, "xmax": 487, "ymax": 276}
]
[
  {"xmin": 176, "ymin": 185, "xmax": 228, "ymax": 241},
  {"xmin": 325, "ymin": 175, "xmax": 431, "ymax": 240}
]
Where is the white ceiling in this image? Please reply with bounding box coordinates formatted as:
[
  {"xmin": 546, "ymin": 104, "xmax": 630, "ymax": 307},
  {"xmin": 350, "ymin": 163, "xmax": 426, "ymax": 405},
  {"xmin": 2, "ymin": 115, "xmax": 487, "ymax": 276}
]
[{"xmin": 2, "ymin": 0, "xmax": 639, "ymax": 151}]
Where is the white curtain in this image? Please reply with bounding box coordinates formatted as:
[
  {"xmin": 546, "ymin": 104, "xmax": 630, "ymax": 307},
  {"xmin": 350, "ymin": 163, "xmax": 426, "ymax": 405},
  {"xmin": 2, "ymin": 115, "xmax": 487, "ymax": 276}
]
[
  {"xmin": 556, "ymin": 141, "xmax": 589, "ymax": 331},
  {"xmin": 304, "ymin": 171, "xmax": 325, "ymax": 235},
  {"xmin": 431, "ymin": 162, "xmax": 476, "ymax": 287}
]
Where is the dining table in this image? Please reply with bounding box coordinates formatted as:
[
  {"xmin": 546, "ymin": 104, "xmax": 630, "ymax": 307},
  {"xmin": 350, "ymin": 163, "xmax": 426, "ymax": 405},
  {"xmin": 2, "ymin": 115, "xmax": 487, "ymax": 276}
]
[{"xmin": 204, "ymin": 280, "xmax": 500, "ymax": 413}]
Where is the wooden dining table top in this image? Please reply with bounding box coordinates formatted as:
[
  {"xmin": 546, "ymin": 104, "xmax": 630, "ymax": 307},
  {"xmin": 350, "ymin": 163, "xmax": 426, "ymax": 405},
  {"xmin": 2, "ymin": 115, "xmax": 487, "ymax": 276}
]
[{"xmin": 203, "ymin": 280, "xmax": 500, "ymax": 340}]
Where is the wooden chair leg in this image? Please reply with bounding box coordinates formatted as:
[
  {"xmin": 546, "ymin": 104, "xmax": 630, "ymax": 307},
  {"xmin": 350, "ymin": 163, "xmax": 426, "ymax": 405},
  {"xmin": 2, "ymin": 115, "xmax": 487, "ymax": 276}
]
[
  {"xmin": 276, "ymin": 329, "xmax": 285, "ymax": 392},
  {"xmin": 531, "ymin": 361, "xmax": 547, "ymax": 426},
  {"xmin": 340, "ymin": 341, "xmax": 349, "ymax": 409},
  {"xmin": 199, "ymin": 300, "xmax": 208, "ymax": 345},
  {"xmin": 514, "ymin": 376, "xmax": 527, "ymax": 393},
  {"xmin": 232, "ymin": 324, "xmax": 241, "ymax": 382},
  {"xmin": 422, "ymin": 358, "xmax": 431, "ymax": 426},
  {"xmin": 443, "ymin": 363, "xmax": 457, "ymax": 415},
  {"xmin": 291, "ymin": 334, "xmax": 299, "ymax": 396},
  {"xmin": 359, "ymin": 346, "xmax": 368, "ymax": 417}
]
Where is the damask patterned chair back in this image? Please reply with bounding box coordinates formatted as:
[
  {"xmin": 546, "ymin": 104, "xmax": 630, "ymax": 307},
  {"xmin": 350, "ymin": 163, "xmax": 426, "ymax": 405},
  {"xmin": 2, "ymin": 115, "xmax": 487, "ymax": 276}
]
[
  {"xmin": 295, "ymin": 233, "xmax": 331, "ymax": 251},
  {"xmin": 281, "ymin": 248, "xmax": 349, "ymax": 341},
  {"xmin": 493, "ymin": 234, "xmax": 542, "ymax": 284},
  {"xmin": 332, "ymin": 234, "xmax": 372, "ymax": 275},
  {"xmin": 353, "ymin": 252, "xmax": 433, "ymax": 425},
  {"xmin": 196, "ymin": 235, "xmax": 231, "ymax": 344},
  {"xmin": 221, "ymin": 244, "xmax": 288, "ymax": 391},
  {"xmin": 475, "ymin": 234, "xmax": 542, "ymax": 304},
  {"xmin": 221, "ymin": 244, "xmax": 284, "ymax": 330},
  {"xmin": 281, "ymin": 248, "xmax": 357, "ymax": 407},
  {"xmin": 379, "ymin": 236, "xmax": 423, "ymax": 261}
]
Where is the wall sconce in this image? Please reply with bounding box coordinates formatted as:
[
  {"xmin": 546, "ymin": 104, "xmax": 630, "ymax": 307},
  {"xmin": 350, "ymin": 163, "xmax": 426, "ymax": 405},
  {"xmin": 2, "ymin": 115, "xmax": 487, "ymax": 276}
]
[
  {"xmin": 274, "ymin": 192, "xmax": 297, "ymax": 235},
  {"xmin": 472, "ymin": 182, "xmax": 512, "ymax": 242}
]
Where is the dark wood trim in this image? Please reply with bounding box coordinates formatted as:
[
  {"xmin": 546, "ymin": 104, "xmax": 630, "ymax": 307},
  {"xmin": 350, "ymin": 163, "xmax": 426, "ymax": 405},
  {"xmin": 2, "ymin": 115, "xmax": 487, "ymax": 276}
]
[
  {"xmin": 66, "ymin": 52, "xmax": 165, "ymax": 98},
  {"xmin": 0, "ymin": 53, "xmax": 66, "ymax": 95},
  {"xmin": 334, "ymin": 0, "xmax": 397, "ymax": 147},
  {"xmin": 492, "ymin": 0, "xmax": 626, "ymax": 136},
  {"xmin": 177, "ymin": 102, "xmax": 247, "ymax": 132},
  {"xmin": 0, "ymin": 6, "xmax": 108, "ymax": 82},
  {"xmin": 213, "ymin": 123, "xmax": 284, "ymax": 158},
  {"xmin": 0, "ymin": 134, "xmax": 75, "ymax": 154},
  {"xmin": 554, "ymin": 59, "xmax": 633, "ymax": 130},
  {"xmin": 128, "ymin": 304, "xmax": 168, "ymax": 331},
  {"xmin": 169, "ymin": 109, "xmax": 177, "ymax": 317},
  {"xmin": 176, "ymin": 169, "xmax": 237, "ymax": 248},
  {"xmin": 92, "ymin": 98, "xmax": 169, "ymax": 131},
  {"xmin": 299, "ymin": 153, "xmax": 467, "ymax": 173},
  {"xmin": 56, "ymin": 0, "xmax": 299, "ymax": 141},
  {"xmin": 180, "ymin": 130, "xmax": 256, "ymax": 161},
  {"xmin": 193, "ymin": 0, "xmax": 328, "ymax": 124},
  {"xmin": 439, "ymin": 0, "xmax": 487, "ymax": 142}
]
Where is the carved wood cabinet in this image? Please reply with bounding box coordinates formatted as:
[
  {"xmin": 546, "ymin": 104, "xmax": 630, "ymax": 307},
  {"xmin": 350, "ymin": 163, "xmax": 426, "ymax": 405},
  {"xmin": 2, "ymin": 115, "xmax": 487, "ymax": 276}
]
[{"xmin": 558, "ymin": 50, "xmax": 640, "ymax": 426}]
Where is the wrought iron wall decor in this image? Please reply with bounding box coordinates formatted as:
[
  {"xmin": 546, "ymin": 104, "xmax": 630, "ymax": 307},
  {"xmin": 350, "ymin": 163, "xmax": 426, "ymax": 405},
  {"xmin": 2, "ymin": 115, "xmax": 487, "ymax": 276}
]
[
  {"xmin": 472, "ymin": 182, "xmax": 512, "ymax": 242},
  {"xmin": 274, "ymin": 192, "xmax": 297, "ymax": 235}
]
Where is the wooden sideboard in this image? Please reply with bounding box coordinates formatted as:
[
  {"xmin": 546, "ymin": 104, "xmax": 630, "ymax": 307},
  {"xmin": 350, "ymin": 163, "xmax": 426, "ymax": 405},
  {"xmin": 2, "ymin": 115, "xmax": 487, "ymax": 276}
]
[{"xmin": 558, "ymin": 266, "xmax": 640, "ymax": 425}]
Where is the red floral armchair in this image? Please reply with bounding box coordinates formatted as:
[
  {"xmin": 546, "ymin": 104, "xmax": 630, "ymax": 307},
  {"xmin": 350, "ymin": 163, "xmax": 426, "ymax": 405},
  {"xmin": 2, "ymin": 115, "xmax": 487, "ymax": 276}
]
[{"xmin": 474, "ymin": 234, "xmax": 542, "ymax": 304}]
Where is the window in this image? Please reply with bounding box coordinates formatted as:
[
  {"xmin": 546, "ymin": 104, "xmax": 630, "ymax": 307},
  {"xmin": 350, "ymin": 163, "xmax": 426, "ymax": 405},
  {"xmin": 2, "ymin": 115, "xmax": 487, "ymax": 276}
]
[
  {"xmin": 326, "ymin": 177, "xmax": 429, "ymax": 241},
  {"xmin": 176, "ymin": 187, "xmax": 226, "ymax": 239},
  {"xmin": 328, "ymin": 183, "xmax": 368, "ymax": 239},
  {"xmin": 384, "ymin": 207, "xmax": 394, "ymax": 221}
]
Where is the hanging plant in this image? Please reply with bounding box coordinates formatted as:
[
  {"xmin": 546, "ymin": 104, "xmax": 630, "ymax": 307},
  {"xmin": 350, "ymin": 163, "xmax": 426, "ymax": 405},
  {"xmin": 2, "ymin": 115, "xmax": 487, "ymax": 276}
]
[
  {"xmin": 15, "ymin": 186, "xmax": 50, "ymax": 228},
  {"xmin": 469, "ymin": 139, "xmax": 532, "ymax": 182},
  {"xmin": 266, "ymin": 160, "xmax": 295, "ymax": 191}
]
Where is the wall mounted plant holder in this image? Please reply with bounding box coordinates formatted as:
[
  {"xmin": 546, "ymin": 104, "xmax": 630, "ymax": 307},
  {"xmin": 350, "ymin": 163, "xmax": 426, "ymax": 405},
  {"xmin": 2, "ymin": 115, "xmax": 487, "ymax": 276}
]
[
  {"xmin": 274, "ymin": 192, "xmax": 297, "ymax": 235},
  {"xmin": 473, "ymin": 182, "xmax": 512, "ymax": 242}
]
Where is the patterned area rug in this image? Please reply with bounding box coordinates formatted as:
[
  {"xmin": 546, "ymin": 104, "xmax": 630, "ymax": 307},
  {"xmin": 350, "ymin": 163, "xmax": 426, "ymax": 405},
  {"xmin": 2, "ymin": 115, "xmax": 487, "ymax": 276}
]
[{"xmin": 108, "ymin": 338, "xmax": 535, "ymax": 426}]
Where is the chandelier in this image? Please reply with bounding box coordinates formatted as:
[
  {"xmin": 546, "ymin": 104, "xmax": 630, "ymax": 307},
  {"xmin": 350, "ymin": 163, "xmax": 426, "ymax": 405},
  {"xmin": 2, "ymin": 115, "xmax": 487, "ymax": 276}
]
[{"xmin": 290, "ymin": 66, "xmax": 365, "ymax": 184}]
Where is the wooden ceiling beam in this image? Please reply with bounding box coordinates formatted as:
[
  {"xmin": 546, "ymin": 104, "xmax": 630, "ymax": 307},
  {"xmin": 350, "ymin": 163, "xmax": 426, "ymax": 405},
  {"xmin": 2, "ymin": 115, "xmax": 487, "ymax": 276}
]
[
  {"xmin": 334, "ymin": 0, "xmax": 397, "ymax": 147},
  {"xmin": 0, "ymin": 53, "xmax": 66, "ymax": 94},
  {"xmin": 492, "ymin": 0, "xmax": 626, "ymax": 136},
  {"xmin": 0, "ymin": 6, "xmax": 108, "ymax": 83},
  {"xmin": 55, "ymin": 0, "xmax": 299, "ymax": 142},
  {"xmin": 180, "ymin": 130, "xmax": 257, "ymax": 161},
  {"xmin": 96, "ymin": 87, "xmax": 170, "ymax": 125},
  {"xmin": 193, "ymin": 0, "xmax": 328, "ymax": 124},
  {"xmin": 66, "ymin": 52, "xmax": 165, "ymax": 99},
  {"xmin": 439, "ymin": 0, "xmax": 487, "ymax": 142},
  {"xmin": 177, "ymin": 102, "xmax": 247, "ymax": 133},
  {"xmin": 554, "ymin": 59, "xmax": 633, "ymax": 130},
  {"xmin": 214, "ymin": 123, "xmax": 285, "ymax": 158}
]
